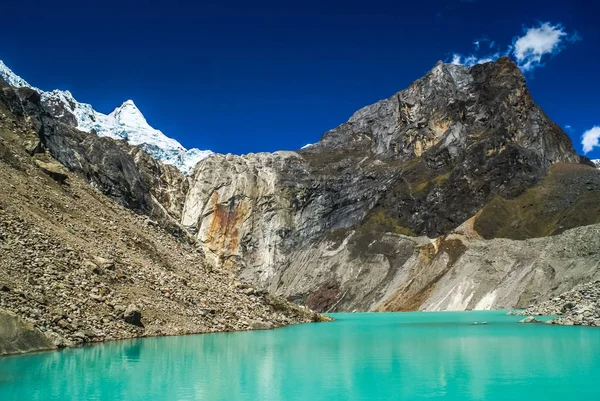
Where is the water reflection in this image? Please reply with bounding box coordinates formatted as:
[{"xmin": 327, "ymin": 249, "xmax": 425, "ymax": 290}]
[{"xmin": 0, "ymin": 312, "xmax": 599, "ymax": 401}]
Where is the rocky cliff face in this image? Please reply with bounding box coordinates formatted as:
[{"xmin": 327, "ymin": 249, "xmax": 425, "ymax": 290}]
[
  {"xmin": 177, "ymin": 58, "xmax": 598, "ymax": 312},
  {"xmin": 0, "ymin": 72, "xmax": 328, "ymax": 356},
  {"xmin": 0, "ymin": 81, "xmax": 192, "ymax": 237}
]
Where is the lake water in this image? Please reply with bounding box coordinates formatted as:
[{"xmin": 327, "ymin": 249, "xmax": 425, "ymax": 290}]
[{"xmin": 1, "ymin": 311, "xmax": 599, "ymax": 400}]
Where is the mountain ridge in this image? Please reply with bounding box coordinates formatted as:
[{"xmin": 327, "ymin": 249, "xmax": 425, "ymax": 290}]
[
  {"xmin": 0, "ymin": 59, "xmax": 212, "ymax": 174},
  {"xmin": 176, "ymin": 57, "xmax": 599, "ymax": 312},
  {"xmin": 0, "ymin": 83, "xmax": 328, "ymax": 355}
]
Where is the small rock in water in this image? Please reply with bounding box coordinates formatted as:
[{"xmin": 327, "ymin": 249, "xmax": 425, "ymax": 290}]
[
  {"xmin": 248, "ymin": 319, "xmax": 273, "ymax": 330},
  {"xmin": 519, "ymin": 316, "xmax": 540, "ymax": 324}
]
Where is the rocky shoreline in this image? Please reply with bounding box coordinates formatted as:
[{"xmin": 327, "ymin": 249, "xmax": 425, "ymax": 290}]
[
  {"xmin": 0, "ymin": 201, "xmax": 330, "ymax": 356},
  {"xmin": 515, "ymin": 281, "xmax": 600, "ymax": 327},
  {"xmin": 1, "ymin": 300, "xmax": 330, "ymax": 357}
]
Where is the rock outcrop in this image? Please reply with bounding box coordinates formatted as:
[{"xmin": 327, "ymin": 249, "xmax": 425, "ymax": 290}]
[
  {"xmin": 0, "ymin": 80, "xmax": 191, "ymax": 237},
  {"xmin": 238, "ymin": 219, "xmax": 599, "ymax": 312},
  {"xmin": 0, "ymin": 309, "xmax": 56, "ymax": 356},
  {"xmin": 519, "ymin": 316, "xmax": 541, "ymax": 324}
]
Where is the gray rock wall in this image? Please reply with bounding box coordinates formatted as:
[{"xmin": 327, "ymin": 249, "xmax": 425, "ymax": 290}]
[{"xmin": 176, "ymin": 58, "xmax": 595, "ymax": 312}]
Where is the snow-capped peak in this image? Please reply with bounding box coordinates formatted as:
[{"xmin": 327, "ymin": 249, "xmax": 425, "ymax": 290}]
[
  {"xmin": 0, "ymin": 60, "xmax": 39, "ymax": 91},
  {"xmin": 0, "ymin": 59, "xmax": 212, "ymax": 174},
  {"xmin": 111, "ymin": 100, "xmax": 148, "ymax": 126},
  {"xmin": 592, "ymin": 159, "xmax": 600, "ymax": 168}
]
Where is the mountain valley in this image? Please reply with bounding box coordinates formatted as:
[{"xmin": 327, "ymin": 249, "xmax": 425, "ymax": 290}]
[{"xmin": 1, "ymin": 56, "xmax": 599, "ymax": 355}]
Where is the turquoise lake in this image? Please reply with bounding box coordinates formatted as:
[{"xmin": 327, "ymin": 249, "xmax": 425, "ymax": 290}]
[{"xmin": 1, "ymin": 311, "xmax": 599, "ymax": 400}]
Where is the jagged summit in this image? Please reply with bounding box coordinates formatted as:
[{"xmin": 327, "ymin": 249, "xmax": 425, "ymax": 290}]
[
  {"xmin": 109, "ymin": 100, "xmax": 159, "ymax": 138},
  {"xmin": 309, "ymin": 56, "xmax": 578, "ymax": 169},
  {"xmin": 112, "ymin": 100, "xmax": 145, "ymax": 124},
  {"xmin": 0, "ymin": 59, "xmax": 211, "ymax": 174}
]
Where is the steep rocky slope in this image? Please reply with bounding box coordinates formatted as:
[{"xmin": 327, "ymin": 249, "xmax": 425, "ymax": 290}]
[
  {"xmin": 0, "ymin": 80, "xmax": 326, "ymax": 356},
  {"xmin": 273, "ymin": 219, "xmax": 600, "ymax": 312}
]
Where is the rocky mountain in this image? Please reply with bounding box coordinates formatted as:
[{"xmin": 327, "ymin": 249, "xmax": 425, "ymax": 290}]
[
  {"xmin": 0, "ymin": 60, "xmax": 212, "ymax": 174},
  {"xmin": 0, "ymin": 74, "xmax": 326, "ymax": 356},
  {"xmin": 0, "ymin": 56, "xmax": 599, "ymax": 354},
  {"xmin": 178, "ymin": 58, "xmax": 599, "ymax": 312}
]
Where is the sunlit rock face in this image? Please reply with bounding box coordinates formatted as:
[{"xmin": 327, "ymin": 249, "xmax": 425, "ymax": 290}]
[{"xmin": 179, "ymin": 57, "xmax": 598, "ymax": 312}]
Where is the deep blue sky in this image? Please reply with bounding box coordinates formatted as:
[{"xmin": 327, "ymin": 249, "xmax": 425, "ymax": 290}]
[{"xmin": 1, "ymin": 0, "xmax": 599, "ymax": 158}]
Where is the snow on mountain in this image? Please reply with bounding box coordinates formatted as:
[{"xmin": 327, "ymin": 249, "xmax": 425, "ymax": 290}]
[
  {"xmin": 0, "ymin": 60, "xmax": 40, "ymax": 90},
  {"xmin": 0, "ymin": 60, "xmax": 211, "ymax": 175},
  {"xmin": 592, "ymin": 160, "xmax": 600, "ymax": 168}
]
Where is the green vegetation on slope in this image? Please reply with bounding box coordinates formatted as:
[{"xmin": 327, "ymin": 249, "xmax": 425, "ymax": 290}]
[
  {"xmin": 359, "ymin": 210, "xmax": 418, "ymax": 237},
  {"xmin": 474, "ymin": 163, "xmax": 600, "ymax": 239}
]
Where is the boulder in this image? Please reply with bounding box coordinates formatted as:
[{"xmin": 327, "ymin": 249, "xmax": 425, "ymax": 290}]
[
  {"xmin": 0, "ymin": 309, "xmax": 55, "ymax": 355},
  {"xmin": 123, "ymin": 304, "xmax": 143, "ymax": 327},
  {"xmin": 93, "ymin": 256, "xmax": 115, "ymax": 271},
  {"xmin": 519, "ymin": 316, "xmax": 541, "ymax": 324},
  {"xmin": 248, "ymin": 319, "xmax": 273, "ymax": 330},
  {"xmin": 84, "ymin": 260, "xmax": 103, "ymax": 275},
  {"xmin": 34, "ymin": 159, "xmax": 68, "ymax": 184}
]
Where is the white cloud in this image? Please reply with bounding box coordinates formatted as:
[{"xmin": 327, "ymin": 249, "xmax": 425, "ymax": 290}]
[
  {"xmin": 450, "ymin": 52, "xmax": 503, "ymax": 67},
  {"xmin": 448, "ymin": 22, "xmax": 579, "ymax": 72},
  {"xmin": 513, "ymin": 22, "xmax": 572, "ymax": 71},
  {"xmin": 582, "ymin": 127, "xmax": 600, "ymax": 154}
]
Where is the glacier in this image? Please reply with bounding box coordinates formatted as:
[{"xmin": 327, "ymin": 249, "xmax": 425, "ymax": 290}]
[{"xmin": 0, "ymin": 60, "xmax": 211, "ymax": 175}]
